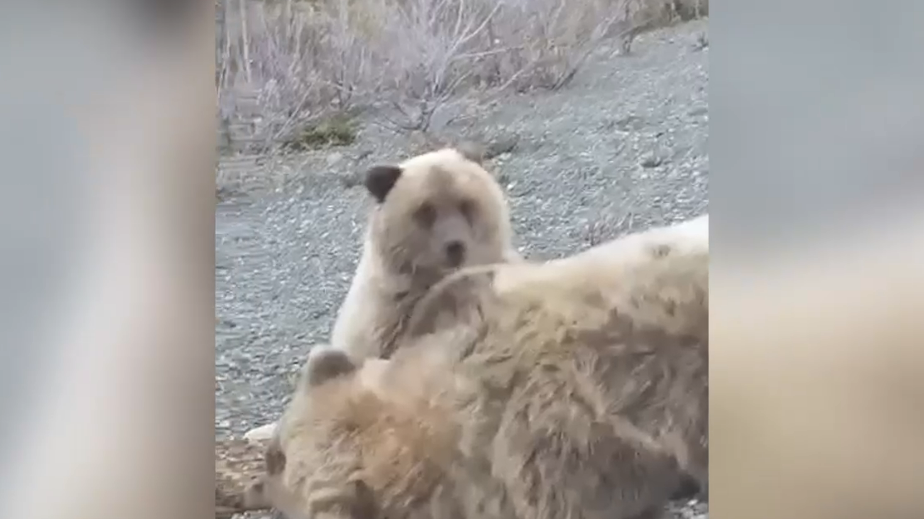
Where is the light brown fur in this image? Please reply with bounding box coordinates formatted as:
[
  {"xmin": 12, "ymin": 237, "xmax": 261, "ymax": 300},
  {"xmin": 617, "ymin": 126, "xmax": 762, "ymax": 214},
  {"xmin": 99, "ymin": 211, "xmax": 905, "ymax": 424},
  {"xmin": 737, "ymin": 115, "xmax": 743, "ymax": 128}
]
[
  {"xmin": 407, "ymin": 214, "xmax": 709, "ymax": 341},
  {"xmin": 253, "ymin": 344, "xmax": 465, "ymax": 519},
  {"xmin": 331, "ymin": 147, "xmax": 521, "ymax": 362},
  {"xmin": 251, "ymin": 217, "xmax": 709, "ymax": 519},
  {"xmin": 448, "ymin": 238, "xmax": 709, "ymax": 519},
  {"xmin": 243, "ymin": 147, "xmax": 520, "ymax": 443}
]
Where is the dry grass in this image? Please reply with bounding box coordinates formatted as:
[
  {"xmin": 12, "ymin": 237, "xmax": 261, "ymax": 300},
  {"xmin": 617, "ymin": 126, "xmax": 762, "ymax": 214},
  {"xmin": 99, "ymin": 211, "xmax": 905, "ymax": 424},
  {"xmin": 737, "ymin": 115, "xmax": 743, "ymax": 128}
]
[{"xmin": 216, "ymin": 0, "xmax": 708, "ymax": 154}]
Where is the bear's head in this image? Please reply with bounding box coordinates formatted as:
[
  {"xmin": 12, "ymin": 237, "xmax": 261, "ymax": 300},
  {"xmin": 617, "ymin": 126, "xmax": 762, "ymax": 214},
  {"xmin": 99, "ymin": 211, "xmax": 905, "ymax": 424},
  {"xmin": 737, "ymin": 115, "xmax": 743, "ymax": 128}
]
[
  {"xmin": 363, "ymin": 147, "xmax": 512, "ymax": 280},
  {"xmin": 246, "ymin": 346, "xmax": 389, "ymax": 518}
]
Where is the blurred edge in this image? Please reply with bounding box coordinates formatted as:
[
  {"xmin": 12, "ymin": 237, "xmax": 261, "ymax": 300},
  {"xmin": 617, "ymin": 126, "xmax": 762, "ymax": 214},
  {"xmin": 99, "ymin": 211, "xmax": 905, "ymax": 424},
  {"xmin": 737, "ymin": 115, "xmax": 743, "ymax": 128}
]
[
  {"xmin": 712, "ymin": 208, "xmax": 924, "ymax": 519},
  {"xmin": 0, "ymin": 2, "xmax": 216, "ymax": 519}
]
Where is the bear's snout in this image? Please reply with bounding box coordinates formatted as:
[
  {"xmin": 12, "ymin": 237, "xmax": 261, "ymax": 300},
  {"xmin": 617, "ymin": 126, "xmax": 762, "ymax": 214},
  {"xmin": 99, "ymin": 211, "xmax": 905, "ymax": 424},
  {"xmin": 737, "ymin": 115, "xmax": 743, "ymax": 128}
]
[{"xmin": 445, "ymin": 240, "xmax": 466, "ymax": 267}]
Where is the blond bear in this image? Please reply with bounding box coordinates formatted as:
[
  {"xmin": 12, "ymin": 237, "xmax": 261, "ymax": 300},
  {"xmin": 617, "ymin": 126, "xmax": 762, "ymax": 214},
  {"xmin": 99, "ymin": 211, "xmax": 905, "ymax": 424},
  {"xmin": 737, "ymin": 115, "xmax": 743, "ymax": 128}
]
[
  {"xmin": 246, "ymin": 215, "xmax": 709, "ymax": 519},
  {"xmin": 244, "ymin": 147, "xmax": 519, "ymax": 444},
  {"xmin": 330, "ymin": 147, "xmax": 521, "ymax": 361}
]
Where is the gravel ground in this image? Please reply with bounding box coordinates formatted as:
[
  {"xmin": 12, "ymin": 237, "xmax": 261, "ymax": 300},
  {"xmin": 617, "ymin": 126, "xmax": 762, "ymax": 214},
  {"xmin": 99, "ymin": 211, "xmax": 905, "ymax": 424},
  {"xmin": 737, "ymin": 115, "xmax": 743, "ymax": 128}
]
[{"xmin": 216, "ymin": 19, "xmax": 709, "ymax": 519}]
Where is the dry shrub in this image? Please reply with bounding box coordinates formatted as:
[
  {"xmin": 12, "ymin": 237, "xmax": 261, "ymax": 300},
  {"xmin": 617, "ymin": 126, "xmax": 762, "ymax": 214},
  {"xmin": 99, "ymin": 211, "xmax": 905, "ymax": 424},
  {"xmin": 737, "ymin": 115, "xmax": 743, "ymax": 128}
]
[{"xmin": 217, "ymin": 0, "xmax": 707, "ymax": 153}]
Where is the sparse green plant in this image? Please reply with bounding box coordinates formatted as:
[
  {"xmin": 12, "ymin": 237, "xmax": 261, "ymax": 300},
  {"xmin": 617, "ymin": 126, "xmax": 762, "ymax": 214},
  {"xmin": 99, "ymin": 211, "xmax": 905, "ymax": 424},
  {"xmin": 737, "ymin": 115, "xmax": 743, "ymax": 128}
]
[{"xmin": 281, "ymin": 113, "xmax": 358, "ymax": 151}]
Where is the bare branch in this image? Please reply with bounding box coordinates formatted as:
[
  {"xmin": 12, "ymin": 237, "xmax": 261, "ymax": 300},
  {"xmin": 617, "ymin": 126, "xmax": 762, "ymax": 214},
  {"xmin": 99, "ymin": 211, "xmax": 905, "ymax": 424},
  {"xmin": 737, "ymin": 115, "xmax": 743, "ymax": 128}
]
[{"xmin": 216, "ymin": 0, "xmax": 707, "ymax": 150}]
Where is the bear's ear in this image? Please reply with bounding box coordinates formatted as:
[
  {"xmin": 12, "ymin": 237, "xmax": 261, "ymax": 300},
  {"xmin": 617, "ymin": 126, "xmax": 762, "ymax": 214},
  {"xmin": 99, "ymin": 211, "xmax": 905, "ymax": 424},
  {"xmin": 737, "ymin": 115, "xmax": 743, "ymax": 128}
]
[
  {"xmin": 364, "ymin": 165, "xmax": 403, "ymax": 203},
  {"xmin": 301, "ymin": 347, "xmax": 358, "ymax": 388}
]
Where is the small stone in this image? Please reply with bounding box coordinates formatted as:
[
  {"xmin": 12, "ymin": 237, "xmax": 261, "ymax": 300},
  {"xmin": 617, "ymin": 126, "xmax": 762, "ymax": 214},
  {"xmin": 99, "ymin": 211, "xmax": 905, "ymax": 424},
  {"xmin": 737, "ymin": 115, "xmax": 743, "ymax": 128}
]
[
  {"xmin": 326, "ymin": 152, "xmax": 344, "ymax": 166},
  {"xmin": 614, "ymin": 115, "xmax": 646, "ymax": 132},
  {"xmin": 456, "ymin": 140, "xmax": 487, "ymax": 163},
  {"xmin": 243, "ymin": 422, "xmax": 277, "ymax": 443},
  {"xmin": 640, "ymin": 154, "xmax": 664, "ymax": 168},
  {"xmin": 692, "ymin": 33, "xmax": 709, "ymax": 51},
  {"xmin": 485, "ymin": 135, "xmax": 519, "ymax": 159},
  {"xmin": 338, "ymin": 170, "xmax": 362, "ymax": 189},
  {"xmin": 688, "ymin": 107, "xmax": 708, "ymax": 117}
]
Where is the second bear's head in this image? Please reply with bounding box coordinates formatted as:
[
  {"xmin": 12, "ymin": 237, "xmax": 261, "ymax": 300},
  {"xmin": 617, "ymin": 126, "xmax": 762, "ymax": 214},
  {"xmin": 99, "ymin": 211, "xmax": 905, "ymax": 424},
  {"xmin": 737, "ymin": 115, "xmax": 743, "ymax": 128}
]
[
  {"xmin": 363, "ymin": 147, "xmax": 512, "ymax": 278},
  {"xmin": 248, "ymin": 345, "xmax": 388, "ymax": 519}
]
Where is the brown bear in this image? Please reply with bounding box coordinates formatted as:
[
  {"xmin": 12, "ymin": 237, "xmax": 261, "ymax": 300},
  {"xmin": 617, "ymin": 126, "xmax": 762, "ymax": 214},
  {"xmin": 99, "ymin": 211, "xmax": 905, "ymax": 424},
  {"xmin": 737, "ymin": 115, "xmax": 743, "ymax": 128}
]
[
  {"xmin": 407, "ymin": 214, "xmax": 709, "ymax": 341},
  {"xmin": 249, "ymin": 341, "xmax": 467, "ymax": 519},
  {"xmin": 247, "ymin": 215, "xmax": 709, "ymax": 519},
  {"xmin": 330, "ymin": 146, "xmax": 521, "ymax": 362},
  {"xmin": 404, "ymin": 213, "xmax": 710, "ymax": 516},
  {"xmin": 244, "ymin": 147, "xmax": 520, "ymax": 444}
]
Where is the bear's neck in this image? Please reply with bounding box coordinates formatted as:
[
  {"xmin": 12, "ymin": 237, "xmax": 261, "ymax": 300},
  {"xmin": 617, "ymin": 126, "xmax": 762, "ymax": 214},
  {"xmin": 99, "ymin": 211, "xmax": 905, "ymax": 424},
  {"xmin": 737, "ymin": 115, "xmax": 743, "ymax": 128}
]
[
  {"xmin": 375, "ymin": 261, "xmax": 443, "ymax": 297},
  {"xmin": 365, "ymin": 244, "xmax": 442, "ymax": 297}
]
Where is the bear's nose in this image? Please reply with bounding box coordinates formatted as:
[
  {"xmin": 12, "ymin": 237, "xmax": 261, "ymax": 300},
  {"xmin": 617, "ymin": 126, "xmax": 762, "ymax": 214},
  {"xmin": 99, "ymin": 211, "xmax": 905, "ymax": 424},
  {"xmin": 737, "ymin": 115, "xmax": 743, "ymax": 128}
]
[{"xmin": 445, "ymin": 241, "xmax": 466, "ymax": 266}]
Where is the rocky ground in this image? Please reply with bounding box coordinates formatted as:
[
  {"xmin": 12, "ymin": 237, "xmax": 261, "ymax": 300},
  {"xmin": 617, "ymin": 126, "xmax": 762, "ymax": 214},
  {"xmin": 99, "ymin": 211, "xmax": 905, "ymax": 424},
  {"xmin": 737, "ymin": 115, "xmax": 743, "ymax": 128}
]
[{"xmin": 216, "ymin": 18, "xmax": 709, "ymax": 518}]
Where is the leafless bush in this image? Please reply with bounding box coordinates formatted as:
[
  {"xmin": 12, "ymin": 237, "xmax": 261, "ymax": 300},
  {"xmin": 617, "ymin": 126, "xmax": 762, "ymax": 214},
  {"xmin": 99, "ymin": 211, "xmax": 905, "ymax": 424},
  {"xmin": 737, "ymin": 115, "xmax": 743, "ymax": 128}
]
[{"xmin": 217, "ymin": 0, "xmax": 708, "ymax": 153}]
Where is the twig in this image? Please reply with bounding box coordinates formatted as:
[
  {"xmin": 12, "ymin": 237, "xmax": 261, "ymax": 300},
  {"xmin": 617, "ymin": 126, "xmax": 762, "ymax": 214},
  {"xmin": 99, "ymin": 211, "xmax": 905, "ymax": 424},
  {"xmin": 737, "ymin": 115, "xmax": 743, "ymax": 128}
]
[{"xmin": 238, "ymin": 0, "xmax": 252, "ymax": 84}]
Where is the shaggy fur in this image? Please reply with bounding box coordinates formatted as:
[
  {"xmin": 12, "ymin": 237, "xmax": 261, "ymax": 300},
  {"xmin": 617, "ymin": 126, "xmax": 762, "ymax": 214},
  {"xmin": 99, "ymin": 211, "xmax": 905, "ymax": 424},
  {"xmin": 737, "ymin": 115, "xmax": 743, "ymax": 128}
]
[
  {"xmin": 243, "ymin": 147, "xmax": 519, "ymax": 443},
  {"xmin": 407, "ymin": 214, "xmax": 709, "ymax": 341},
  {"xmin": 249, "ymin": 216, "xmax": 709, "ymax": 519},
  {"xmin": 331, "ymin": 147, "xmax": 521, "ymax": 362}
]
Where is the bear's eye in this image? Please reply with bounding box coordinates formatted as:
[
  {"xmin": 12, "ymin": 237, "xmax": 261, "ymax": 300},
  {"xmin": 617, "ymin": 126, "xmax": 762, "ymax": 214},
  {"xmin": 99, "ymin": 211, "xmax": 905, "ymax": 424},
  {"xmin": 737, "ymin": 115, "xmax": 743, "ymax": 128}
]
[
  {"xmin": 458, "ymin": 199, "xmax": 475, "ymax": 219},
  {"xmin": 414, "ymin": 203, "xmax": 436, "ymax": 227}
]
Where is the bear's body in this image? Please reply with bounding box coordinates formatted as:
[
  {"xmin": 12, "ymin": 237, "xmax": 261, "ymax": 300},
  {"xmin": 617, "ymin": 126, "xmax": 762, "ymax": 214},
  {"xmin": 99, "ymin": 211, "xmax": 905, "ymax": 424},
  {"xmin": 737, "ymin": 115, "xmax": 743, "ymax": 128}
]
[{"xmin": 251, "ymin": 215, "xmax": 709, "ymax": 519}]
